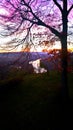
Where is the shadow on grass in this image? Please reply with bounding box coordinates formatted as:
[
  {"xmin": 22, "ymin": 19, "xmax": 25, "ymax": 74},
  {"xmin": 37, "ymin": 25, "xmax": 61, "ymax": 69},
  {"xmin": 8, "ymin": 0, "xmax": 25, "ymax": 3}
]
[{"xmin": 0, "ymin": 74, "xmax": 73, "ymax": 130}]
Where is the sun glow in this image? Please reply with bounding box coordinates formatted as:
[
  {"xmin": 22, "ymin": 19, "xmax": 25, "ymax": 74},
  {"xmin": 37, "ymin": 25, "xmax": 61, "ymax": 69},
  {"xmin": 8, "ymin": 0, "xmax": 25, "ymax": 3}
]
[{"xmin": 0, "ymin": 41, "xmax": 73, "ymax": 53}]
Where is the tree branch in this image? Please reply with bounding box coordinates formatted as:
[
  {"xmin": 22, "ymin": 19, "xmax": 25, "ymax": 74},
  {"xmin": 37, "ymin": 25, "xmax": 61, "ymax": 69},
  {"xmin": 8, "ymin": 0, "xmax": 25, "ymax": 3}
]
[
  {"xmin": 36, "ymin": 19, "xmax": 61, "ymax": 38},
  {"xmin": 53, "ymin": 0, "xmax": 63, "ymax": 13},
  {"xmin": 21, "ymin": 12, "xmax": 61, "ymax": 39},
  {"xmin": 0, "ymin": 0, "xmax": 61, "ymax": 40},
  {"xmin": 19, "ymin": 1, "xmax": 61, "ymax": 38},
  {"xmin": 67, "ymin": 5, "xmax": 73, "ymax": 15}
]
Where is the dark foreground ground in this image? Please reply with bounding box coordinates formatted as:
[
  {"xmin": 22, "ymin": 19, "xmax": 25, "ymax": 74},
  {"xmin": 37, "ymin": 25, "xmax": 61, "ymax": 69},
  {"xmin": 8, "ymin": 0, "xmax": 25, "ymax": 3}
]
[{"xmin": 0, "ymin": 72, "xmax": 73, "ymax": 130}]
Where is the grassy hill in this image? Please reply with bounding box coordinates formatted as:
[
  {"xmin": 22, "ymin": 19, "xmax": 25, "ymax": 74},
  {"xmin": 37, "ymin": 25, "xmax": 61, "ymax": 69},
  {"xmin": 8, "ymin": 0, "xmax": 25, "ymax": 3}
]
[{"xmin": 0, "ymin": 71, "xmax": 73, "ymax": 130}]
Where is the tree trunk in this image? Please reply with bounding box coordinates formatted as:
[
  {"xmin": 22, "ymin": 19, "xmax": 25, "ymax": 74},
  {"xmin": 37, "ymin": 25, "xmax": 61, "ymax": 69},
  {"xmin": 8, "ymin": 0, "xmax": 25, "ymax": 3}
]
[
  {"xmin": 61, "ymin": 38, "xmax": 69, "ymax": 102},
  {"xmin": 60, "ymin": 0, "xmax": 69, "ymax": 102}
]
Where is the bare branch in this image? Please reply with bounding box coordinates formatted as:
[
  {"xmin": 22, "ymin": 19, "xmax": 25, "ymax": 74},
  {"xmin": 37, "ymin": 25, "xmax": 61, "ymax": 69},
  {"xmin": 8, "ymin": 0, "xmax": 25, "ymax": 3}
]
[
  {"xmin": 67, "ymin": 4, "xmax": 73, "ymax": 15},
  {"xmin": 36, "ymin": 19, "xmax": 61, "ymax": 38},
  {"xmin": 0, "ymin": 0, "xmax": 73, "ymax": 52},
  {"xmin": 53, "ymin": 0, "xmax": 63, "ymax": 13}
]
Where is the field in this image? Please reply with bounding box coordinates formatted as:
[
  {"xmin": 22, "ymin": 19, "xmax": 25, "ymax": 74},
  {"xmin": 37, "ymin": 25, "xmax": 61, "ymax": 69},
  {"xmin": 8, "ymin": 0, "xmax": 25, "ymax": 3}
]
[{"xmin": 0, "ymin": 71, "xmax": 73, "ymax": 130}]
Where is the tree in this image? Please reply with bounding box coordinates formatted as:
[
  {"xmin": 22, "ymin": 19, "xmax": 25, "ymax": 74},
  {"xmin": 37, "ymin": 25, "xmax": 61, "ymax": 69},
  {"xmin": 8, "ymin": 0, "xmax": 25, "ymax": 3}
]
[{"xmin": 0, "ymin": 0, "xmax": 73, "ymax": 101}]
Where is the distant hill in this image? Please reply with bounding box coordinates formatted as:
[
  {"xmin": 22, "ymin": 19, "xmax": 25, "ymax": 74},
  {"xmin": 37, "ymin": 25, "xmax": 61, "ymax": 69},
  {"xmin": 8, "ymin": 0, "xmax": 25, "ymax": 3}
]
[{"xmin": 0, "ymin": 51, "xmax": 73, "ymax": 79}]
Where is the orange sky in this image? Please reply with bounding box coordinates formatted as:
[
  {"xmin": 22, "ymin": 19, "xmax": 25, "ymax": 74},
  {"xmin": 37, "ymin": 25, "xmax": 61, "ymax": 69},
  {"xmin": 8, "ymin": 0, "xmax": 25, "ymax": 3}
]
[{"xmin": 0, "ymin": 41, "xmax": 73, "ymax": 53}]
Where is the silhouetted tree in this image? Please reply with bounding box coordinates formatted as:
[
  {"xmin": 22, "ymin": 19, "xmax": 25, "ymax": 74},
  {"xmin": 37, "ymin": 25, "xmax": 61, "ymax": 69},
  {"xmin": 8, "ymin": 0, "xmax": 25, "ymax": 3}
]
[{"xmin": 0, "ymin": 0, "xmax": 73, "ymax": 100}]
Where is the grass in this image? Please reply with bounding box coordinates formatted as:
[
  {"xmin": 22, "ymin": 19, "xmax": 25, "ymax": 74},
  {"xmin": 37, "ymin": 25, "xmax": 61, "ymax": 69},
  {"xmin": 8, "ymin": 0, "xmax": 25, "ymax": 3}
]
[{"xmin": 0, "ymin": 71, "xmax": 73, "ymax": 130}]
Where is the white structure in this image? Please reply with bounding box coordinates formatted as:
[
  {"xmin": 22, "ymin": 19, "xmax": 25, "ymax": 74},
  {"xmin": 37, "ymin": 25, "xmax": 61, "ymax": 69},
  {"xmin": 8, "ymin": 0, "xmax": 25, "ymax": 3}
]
[{"xmin": 29, "ymin": 59, "xmax": 47, "ymax": 73}]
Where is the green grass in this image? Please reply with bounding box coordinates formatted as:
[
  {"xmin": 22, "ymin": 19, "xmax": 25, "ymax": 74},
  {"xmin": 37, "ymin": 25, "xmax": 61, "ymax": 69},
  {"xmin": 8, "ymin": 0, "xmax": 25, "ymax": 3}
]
[{"xmin": 0, "ymin": 71, "xmax": 73, "ymax": 130}]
